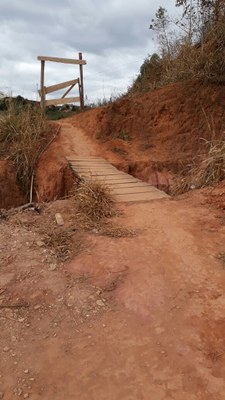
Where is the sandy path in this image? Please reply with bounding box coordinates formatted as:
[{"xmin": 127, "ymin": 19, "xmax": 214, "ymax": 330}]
[{"xmin": 58, "ymin": 120, "xmax": 98, "ymax": 157}]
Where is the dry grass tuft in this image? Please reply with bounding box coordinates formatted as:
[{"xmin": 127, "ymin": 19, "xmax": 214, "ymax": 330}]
[
  {"xmin": 98, "ymin": 224, "xmax": 136, "ymax": 238},
  {"xmin": 171, "ymin": 138, "xmax": 225, "ymax": 195},
  {"xmin": 70, "ymin": 180, "xmax": 135, "ymax": 238},
  {"xmin": 193, "ymin": 139, "xmax": 225, "ymax": 188},
  {"xmin": 74, "ymin": 179, "xmax": 116, "ymax": 221},
  {"xmin": 0, "ymin": 101, "xmax": 50, "ymax": 199},
  {"xmin": 170, "ymin": 175, "xmax": 192, "ymax": 196},
  {"xmin": 43, "ymin": 228, "xmax": 81, "ymax": 261}
]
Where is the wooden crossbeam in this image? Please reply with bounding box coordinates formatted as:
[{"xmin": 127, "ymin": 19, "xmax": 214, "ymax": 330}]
[
  {"xmin": 39, "ymin": 79, "xmax": 79, "ymax": 95},
  {"xmin": 45, "ymin": 96, "xmax": 80, "ymax": 106},
  {"xmin": 61, "ymin": 83, "xmax": 76, "ymax": 99},
  {"xmin": 37, "ymin": 56, "xmax": 86, "ymax": 65}
]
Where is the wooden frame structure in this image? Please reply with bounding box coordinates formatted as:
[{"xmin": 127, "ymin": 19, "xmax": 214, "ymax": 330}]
[{"xmin": 37, "ymin": 53, "xmax": 86, "ymax": 110}]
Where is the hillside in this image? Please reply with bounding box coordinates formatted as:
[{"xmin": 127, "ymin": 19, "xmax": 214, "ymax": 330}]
[
  {"xmin": 67, "ymin": 80, "xmax": 225, "ymax": 195},
  {"xmin": 1, "ymin": 80, "xmax": 225, "ymax": 209}
]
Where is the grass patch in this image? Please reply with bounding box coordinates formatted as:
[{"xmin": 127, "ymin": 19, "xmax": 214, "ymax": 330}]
[
  {"xmin": 72, "ymin": 179, "xmax": 136, "ymax": 238},
  {"xmin": 74, "ymin": 180, "xmax": 116, "ymax": 222},
  {"xmin": 171, "ymin": 139, "xmax": 225, "ymax": 195},
  {"xmin": 98, "ymin": 224, "xmax": 135, "ymax": 238},
  {"xmin": 43, "ymin": 227, "xmax": 82, "ymax": 261},
  {"xmin": 193, "ymin": 140, "xmax": 225, "ymax": 189},
  {"xmin": 46, "ymin": 109, "xmax": 79, "ymax": 121},
  {"xmin": 0, "ymin": 101, "xmax": 54, "ymax": 199}
]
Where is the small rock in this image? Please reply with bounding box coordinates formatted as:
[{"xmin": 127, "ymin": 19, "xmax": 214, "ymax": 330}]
[
  {"xmin": 17, "ymin": 388, "xmax": 23, "ymax": 396},
  {"xmin": 23, "ymin": 394, "xmax": 29, "ymax": 399},
  {"xmin": 49, "ymin": 263, "xmax": 57, "ymax": 271},
  {"xmin": 96, "ymin": 300, "xmax": 105, "ymax": 307},
  {"xmin": 34, "ymin": 304, "xmax": 41, "ymax": 310},
  {"xmin": 11, "ymin": 336, "xmax": 17, "ymax": 342},
  {"xmin": 0, "ymin": 392, "xmax": 4, "ymax": 399},
  {"xmin": 24, "ymin": 369, "xmax": 29, "ymax": 374},
  {"xmin": 102, "ymin": 324, "xmax": 106, "ymax": 328},
  {"xmin": 55, "ymin": 213, "xmax": 64, "ymax": 226},
  {"xmin": 36, "ymin": 240, "xmax": 45, "ymax": 247},
  {"xmin": 3, "ymin": 347, "xmax": 10, "ymax": 352}
]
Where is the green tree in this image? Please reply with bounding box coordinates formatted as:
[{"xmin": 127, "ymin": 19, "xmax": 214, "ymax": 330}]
[{"xmin": 150, "ymin": 7, "xmax": 173, "ymax": 56}]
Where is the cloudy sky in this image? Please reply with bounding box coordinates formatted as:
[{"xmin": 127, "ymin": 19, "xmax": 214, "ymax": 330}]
[{"xmin": 0, "ymin": 0, "xmax": 177, "ymax": 103}]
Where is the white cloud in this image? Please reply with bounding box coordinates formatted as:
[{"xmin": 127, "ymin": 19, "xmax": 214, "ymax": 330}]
[{"xmin": 0, "ymin": 0, "xmax": 176, "ymax": 102}]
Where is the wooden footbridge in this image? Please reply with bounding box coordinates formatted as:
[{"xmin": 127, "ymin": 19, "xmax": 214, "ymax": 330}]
[{"xmin": 67, "ymin": 157, "xmax": 169, "ymax": 203}]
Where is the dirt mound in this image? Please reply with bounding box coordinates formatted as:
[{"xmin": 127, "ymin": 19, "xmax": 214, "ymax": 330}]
[
  {"xmin": 68, "ymin": 80, "xmax": 225, "ymax": 194},
  {"xmin": 71, "ymin": 80, "xmax": 225, "ymax": 162},
  {"xmin": 0, "ymin": 123, "xmax": 78, "ymax": 209}
]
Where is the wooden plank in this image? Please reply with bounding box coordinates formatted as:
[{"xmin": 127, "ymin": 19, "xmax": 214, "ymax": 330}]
[
  {"xmin": 40, "ymin": 60, "xmax": 45, "ymax": 109},
  {"xmin": 76, "ymin": 171, "xmax": 128, "ymax": 176},
  {"xmin": 37, "ymin": 56, "xmax": 86, "ymax": 65},
  {"xmin": 79, "ymin": 52, "xmax": 84, "ymax": 109},
  {"xmin": 43, "ymin": 79, "xmax": 79, "ymax": 95},
  {"xmin": 73, "ymin": 169, "xmax": 117, "ymax": 173},
  {"xmin": 45, "ymin": 96, "xmax": 80, "ymax": 106},
  {"xmin": 115, "ymin": 192, "xmax": 168, "ymax": 202},
  {"xmin": 69, "ymin": 158, "xmax": 110, "ymax": 162},
  {"xmin": 67, "ymin": 158, "xmax": 106, "ymax": 161},
  {"xmin": 71, "ymin": 167, "xmax": 116, "ymax": 171},
  {"xmin": 62, "ymin": 83, "xmax": 76, "ymax": 99},
  {"xmin": 70, "ymin": 161, "xmax": 115, "ymax": 166},
  {"xmin": 67, "ymin": 156, "xmax": 170, "ymax": 203},
  {"xmin": 104, "ymin": 182, "xmax": 152, "ymax": 188},
  {"xmin": 112, "ymin": 187, "xmax": 158, "ymax": 195},
  {"xmin": 87, "ymin": 177, "xmax": 139, "ymax": 183},
  {"xmin": 70, "ymin": 163, "xmax": 114, "ymax": 167}
]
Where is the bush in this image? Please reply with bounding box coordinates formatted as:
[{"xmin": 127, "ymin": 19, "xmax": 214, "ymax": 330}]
[
  {"xmin": 193, "ymin": 139, "xmax": 225, "ymax": 188},
  {"xmin": 171, "ymin": 138, "xmax": 225, "ymax": 195},
  {"xmin": 75, "ymin": 180, "xmax": 116, "ymax": 221},
  {"xmin": 0, "ymin": 101, "xmax": 48, "ymax": 198}
]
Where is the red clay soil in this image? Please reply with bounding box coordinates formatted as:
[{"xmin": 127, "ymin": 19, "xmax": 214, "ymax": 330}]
[
  {"xmin": 0, "ymin": 161, "xmax": 25, "ymax": 209},
  {"xmin": 1, "ymin": 81, "xmax": 225, "ymax": 398},
  {"xmin": 71, "ymin": 81, "xmax": 225, "ymax": 162},
  {"xmin": 1, "ymin": 80, "xmax": 225, "ymax": 207},
  {"xmin": 67, "ymin": 80, "xmax": 225, "ymax": 194},
  {"xmin": 1, "ymin": 194, "xmax": 225, "ymax": 399}
]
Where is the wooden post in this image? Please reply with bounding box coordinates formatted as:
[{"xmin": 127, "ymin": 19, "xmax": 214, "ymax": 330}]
[
  {"xmin": 40, "ymin": 60, "xmax": 45, "ymax": 110},
  {"xmin": 79, "ymin": 52, "xmax": 84, "ymax": 110}
]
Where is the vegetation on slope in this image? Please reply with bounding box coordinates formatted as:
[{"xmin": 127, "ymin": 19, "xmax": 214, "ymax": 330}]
[
  {"xmin": 129, "ymin": 0, "xmax": 225, "ymax": 94},
  {"xmin": 0, "ymin": 101, "xmax": 55, "ymax": 200}
]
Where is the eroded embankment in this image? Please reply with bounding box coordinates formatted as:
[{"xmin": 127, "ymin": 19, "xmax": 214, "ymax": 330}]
[{"xmin": 1, "ymin": 80, "xmax": 225, "ymax": 209}]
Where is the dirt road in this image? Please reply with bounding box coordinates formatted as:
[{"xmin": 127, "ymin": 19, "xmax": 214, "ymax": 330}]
[{"xmin": 1, "ymin": 121, "xmax": 225, "ymax": 399}]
